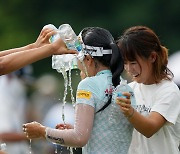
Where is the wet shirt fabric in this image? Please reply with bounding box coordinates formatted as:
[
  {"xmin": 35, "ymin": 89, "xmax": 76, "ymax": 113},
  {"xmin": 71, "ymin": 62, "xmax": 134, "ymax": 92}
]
[{"xmin": 76, "ymin": 70, "xmax": 133, "ymax": 154}]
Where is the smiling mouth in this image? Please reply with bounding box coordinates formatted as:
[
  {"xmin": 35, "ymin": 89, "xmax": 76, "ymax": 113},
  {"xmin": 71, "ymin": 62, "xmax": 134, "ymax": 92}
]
[{"xmin": 132, "ymin": 74, "xmax": 139, "ymax": 78}]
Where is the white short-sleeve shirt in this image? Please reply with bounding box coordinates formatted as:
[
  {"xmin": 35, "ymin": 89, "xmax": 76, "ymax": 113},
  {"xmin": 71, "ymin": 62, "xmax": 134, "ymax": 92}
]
[{"xmin": 128, "ymin": 80, "xmax": 180, "ymax": 154}]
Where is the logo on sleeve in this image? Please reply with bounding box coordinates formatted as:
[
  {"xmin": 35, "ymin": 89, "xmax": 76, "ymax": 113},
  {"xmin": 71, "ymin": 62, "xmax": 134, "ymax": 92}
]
[{"xmin": 77, "ymin": 90, "xmax": 92, "ymax": 99}]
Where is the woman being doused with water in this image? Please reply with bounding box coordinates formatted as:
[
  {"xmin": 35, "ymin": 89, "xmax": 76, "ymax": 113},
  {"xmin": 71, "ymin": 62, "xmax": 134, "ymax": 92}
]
[{"xmin": 23, "ymin": 27, "xmax": 135, "ymax": 154}]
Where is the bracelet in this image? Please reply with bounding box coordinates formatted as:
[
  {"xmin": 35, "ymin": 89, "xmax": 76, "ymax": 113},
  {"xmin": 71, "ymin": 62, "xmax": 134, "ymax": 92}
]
[{"xmin": 126, "ymin": 108, "xmax": 134, "ymax": 119}]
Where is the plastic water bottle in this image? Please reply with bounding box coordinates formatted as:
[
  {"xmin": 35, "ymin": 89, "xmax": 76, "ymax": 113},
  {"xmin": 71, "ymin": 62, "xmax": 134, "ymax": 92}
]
[
  {"xmin": 58, "ymin": 24, "xmax": 82, "ymax": 52},
  {"xmin": 43, "ymin": 24, "xmax": 60, "ymax": 43},
  {"xmin": 52, "ymin": 54, "xmax": 78, "ymax": 73},
  {"xmin": 115, "ymin": 77, "xmax": 136, "ymax": 107},
  {"xmin": 109, "ymin": 77, "xmax": 136, "ymax": 123},
  {"xmin": 48, "ymin": 24, "xmax": 82, "ymax": 72}
]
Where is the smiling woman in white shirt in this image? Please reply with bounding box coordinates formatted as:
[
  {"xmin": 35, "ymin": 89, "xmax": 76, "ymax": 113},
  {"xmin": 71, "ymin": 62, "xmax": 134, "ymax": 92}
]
[{"xmin": 117, "ymin": 26, "xmax": 180, "ymax": 154}]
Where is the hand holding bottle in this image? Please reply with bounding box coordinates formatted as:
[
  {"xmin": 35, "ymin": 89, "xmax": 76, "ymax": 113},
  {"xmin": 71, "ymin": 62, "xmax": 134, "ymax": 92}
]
[
  {"xmin": 115, "ymin": 78, "xmax": 136, "ymax": 119},
  {"xmin": 33, "ymin": 25, "xmax": 57, "ymax": 48},
  {"xmin": 116, "ymin": 92, "xmax": 135, "ymax": 119},
  {"xmin": 44, "ymin": 23, "xmax": 81, "ymax": 72},
  {"xmin": 41, "ymin": 24, "xmax": 78, "ymax": 55},
  {"xmin": 51, "ymin": 37, "xmax": 78, "ymax": 55}
]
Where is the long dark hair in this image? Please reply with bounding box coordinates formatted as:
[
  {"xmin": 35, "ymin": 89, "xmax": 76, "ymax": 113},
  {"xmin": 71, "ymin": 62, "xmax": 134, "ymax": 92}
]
[{"xmin": 81, "ymin": 27, "xmax": 124, "ymax": 112}]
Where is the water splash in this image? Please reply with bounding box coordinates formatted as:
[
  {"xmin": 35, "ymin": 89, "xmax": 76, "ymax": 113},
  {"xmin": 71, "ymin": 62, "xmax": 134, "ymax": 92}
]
[
  {"xmin": 68, "ymin": 61, "xmax": 75, "ymax": 107},
  {"xmin": 61, "ymin": 67, "xmax": 68, "ymax": 124},
  {"xmin": 29, "ymin": 139, "xmax": 32, "ymax": 154},
  {"xmin": 67, "ymin": 147, "xmax": 74, "ymax": 154},
  {"xmin": 52, "ymin": 54, "xmax": 88, "ymax": 154},
  {"xmin": 81, "ymin": 60, "xmax": 88, "ymax": 77},
  {"xmin": 75, "ymin": 70, "xmax": 79, "ymax": 76},
  {"xmin": 59, "ymin": 146, "xmax": 63, "ymax": 154},
  {"xmin": 52, "ymin": 143, "xmax": 58, "ymax": 154}
]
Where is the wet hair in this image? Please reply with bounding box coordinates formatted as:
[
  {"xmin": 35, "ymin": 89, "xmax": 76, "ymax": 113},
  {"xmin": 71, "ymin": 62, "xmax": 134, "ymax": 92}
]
[
  {"xmin": 81, "ymin": 27, "xmax": 124, "ymax": 113},
  {"xmin": 117, "ymin": 26, "xmax": 173, "ymax": 83},
  {"xmin": 81, "ymin": 27, "xmax": 124, "ymax": 87}
]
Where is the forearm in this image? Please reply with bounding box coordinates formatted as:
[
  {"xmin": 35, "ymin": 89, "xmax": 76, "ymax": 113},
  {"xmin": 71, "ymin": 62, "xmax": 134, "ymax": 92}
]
[
  {"xmin": 128, "ymin": 110, "xmax": 153, "ymax": 137},
  {"xmin": 117, "ymin": 94, "xmax": 166, "ymax": 138},
  {"xmin": 46, "ymin": 128, "xmax": 87, "ymax": 147},
  {"xmin": 0, "ymin": 43, "xmax": 35, "ymax": 57},
  {"xmin": 128, "ymin": 110, "xmax": 166, "ymax": 138},
  {"xmin": 0, "ymin": 133, "xmax": 28, "ymax": 142},
  {"xmin": 0, "ymin": 44, "xmax": 53, "ymax": 75},
  {"xmin": 45, "ymin": 104, "xmax": 94, "ymax": 147}
]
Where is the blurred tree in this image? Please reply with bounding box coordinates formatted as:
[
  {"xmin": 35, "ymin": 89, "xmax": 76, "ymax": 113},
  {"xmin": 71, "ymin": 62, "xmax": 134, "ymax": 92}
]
[{"xmin": 0, "ymin": 0, "xmax": 180, "ymax": 76}]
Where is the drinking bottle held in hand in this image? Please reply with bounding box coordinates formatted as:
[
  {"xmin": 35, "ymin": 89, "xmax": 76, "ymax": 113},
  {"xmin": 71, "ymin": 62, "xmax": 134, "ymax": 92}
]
[
  {"xmin": 58, "ymin": 24, "xmax": 82, "ymax": 52},
  {"xmin": 44, "ymin": 23, "xmax": 81, "ymax": 72},
  {"xmin": 115, "ymin": 77, "xmax": 136, "ymax": 107},
  {"xmin": 43, "ymin": 24, "xmax": 60, "ymax": 43},
  {"xmin": 109, "ymin": 77, "xmax": 136, "ymax": 122}
]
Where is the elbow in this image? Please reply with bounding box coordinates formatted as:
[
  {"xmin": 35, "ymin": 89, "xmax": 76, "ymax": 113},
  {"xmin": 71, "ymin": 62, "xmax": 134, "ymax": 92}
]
[
  {"xmin": 144, "ymin": 133, "xmax": 153, "ymax": 138},
  {"xmin": 141, "ymin": 130, "xmax": 156, "ymax": 138},
  {"xmin": 70, "ymin": 132, "xmax": 89, "ymax": 147},
  {"xmin": 135, "ymin": 128, "xmax": 156, "ymax": 138},
  {"xmin": 77, "ymin": 142, "xmax": 87, "ymax": 147},
  {"xmin": 75, "ymin": 136, "xmax": 88, "ymax": 147},
  {"xmin": 143, "ymin": 126, "xmax": 161, "ymax": 138}
]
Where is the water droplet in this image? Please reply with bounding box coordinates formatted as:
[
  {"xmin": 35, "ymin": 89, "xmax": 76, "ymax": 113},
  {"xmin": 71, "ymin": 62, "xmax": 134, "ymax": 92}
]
[{"xmin": 29, "ymin": 139, "xmax": 32, "ymax": 154}]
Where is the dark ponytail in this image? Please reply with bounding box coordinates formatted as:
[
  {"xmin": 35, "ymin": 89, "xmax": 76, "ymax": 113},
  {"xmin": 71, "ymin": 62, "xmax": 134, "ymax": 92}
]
[
  {"xmin": 110, "ymin": 42, "xmax": 124, "ymax": 87},
  {"xmin": 96, "ymin": 43, "xmax": 124, "ymax": 113}
]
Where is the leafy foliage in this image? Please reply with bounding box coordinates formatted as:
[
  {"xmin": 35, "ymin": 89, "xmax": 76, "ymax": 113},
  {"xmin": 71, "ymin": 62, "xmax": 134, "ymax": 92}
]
[{"xmin": 0, "ymin": 0, "xmax": 180, "ymax": 76}]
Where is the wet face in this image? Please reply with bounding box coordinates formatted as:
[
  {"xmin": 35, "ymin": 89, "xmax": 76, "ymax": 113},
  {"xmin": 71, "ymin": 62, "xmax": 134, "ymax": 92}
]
[
  {"xmin": 124, "ymin": 55, "xmax": 155, "ymax": 84},
  {"xmin": 77, "ymin": 59, "xmax": 84, "ymax": 72},
  {"xmin": 77, "ymin": 59, "xmax": 87, "ymax": 77},
  {"xmin": 77, "ymin": 55, "xmax": 95, "ymax": 77},
  {"xmin": 80, "ymin": 71, "xmax": 86, "ymax": 80}
]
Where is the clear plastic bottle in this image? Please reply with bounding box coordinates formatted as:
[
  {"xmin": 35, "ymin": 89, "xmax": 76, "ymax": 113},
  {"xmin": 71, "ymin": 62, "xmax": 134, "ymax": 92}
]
[
  {"xmin": 109, "ymin": 77, "xmax": 136, "ymax": 123},
  {"xmin": 43, "ymin": 24, "xmax": 60, "ymax": 43},
  {"xmin": 115, "ymin": 78, "xmax": 136, "ymax": 106},
  {"xmin": 49, "ymin": 24, "xmax": 81, "ymax": 72},
  {"xmin": 58, "ymin": 24, "xmax": 82, "ymax": 52},
  {"xmin": 52, "ymin": 54, "xmax": 78, "ymax": 73}
]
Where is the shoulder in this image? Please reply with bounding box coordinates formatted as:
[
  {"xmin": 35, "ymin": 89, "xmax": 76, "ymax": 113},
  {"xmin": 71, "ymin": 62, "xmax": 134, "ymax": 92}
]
[
  {"xmin": 78, "ymin": 77, "xmax": 95, "ymax": 87},
  {"xmin": 159, "ymin": 79, "xmax": 179, "ymax": 88},
  {"xmin": 152, "ymin": 80, "xmax": 180, "ymax": 123},
  {"xmin": 77, "ymin": 76, "xmax": 99, "ymax": 93},
  {"xmin": 157, "ymin": 80, "xmax": 180, "ymax": 95}
]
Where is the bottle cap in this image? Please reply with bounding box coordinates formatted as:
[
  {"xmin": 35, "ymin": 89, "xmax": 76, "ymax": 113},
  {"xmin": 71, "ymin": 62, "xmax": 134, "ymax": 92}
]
[
  {"xmin": 117, "ymin": 92, "xmax": 126, "ymax": 98},
  {"xmin": 43, "ymin": 24, "xmax": 57, "ymax": 30}
]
